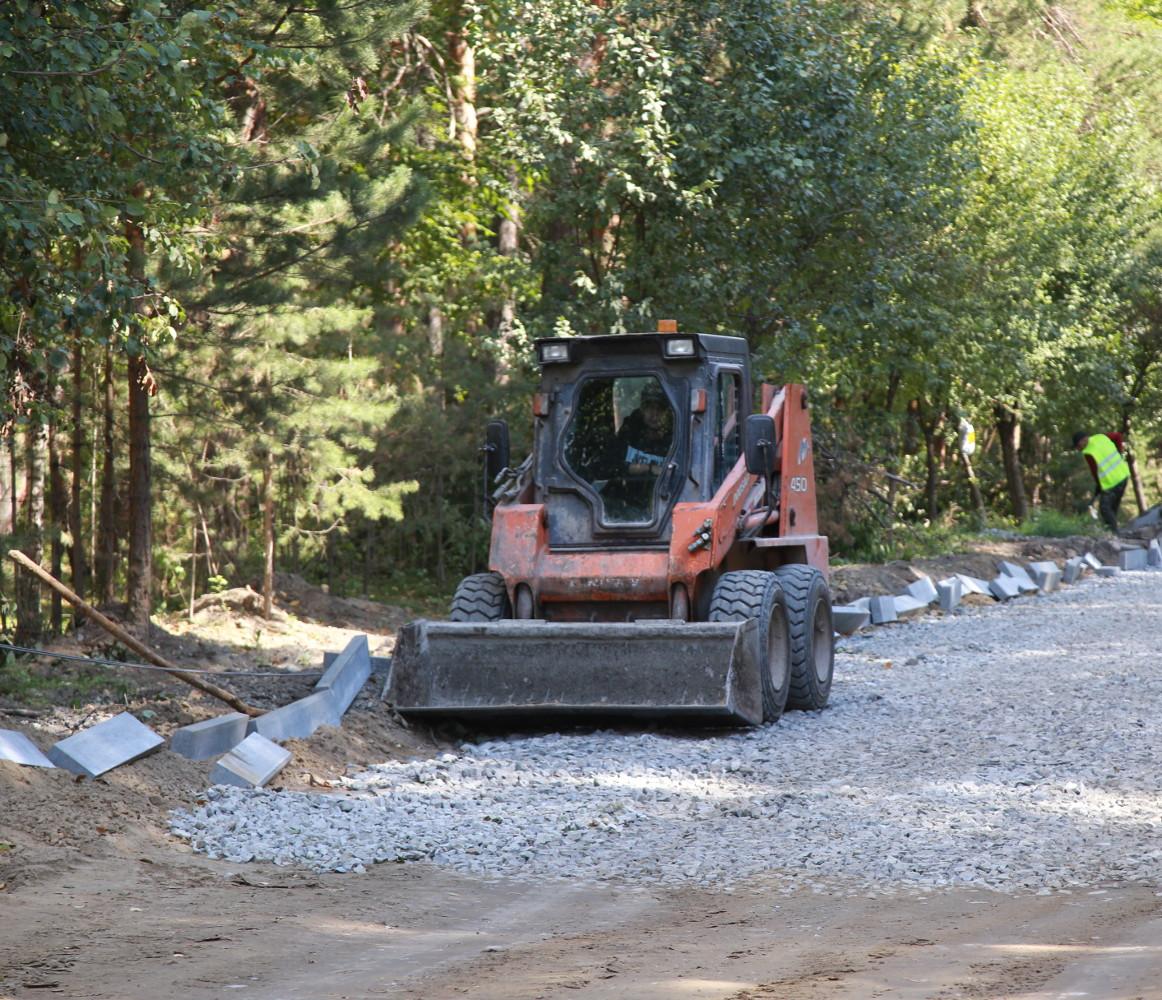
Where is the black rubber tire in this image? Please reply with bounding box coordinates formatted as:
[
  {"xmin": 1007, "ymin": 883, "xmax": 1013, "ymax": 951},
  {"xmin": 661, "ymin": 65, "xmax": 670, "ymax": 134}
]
[
  {"xmin": 774, "ymin": 564, "xmax": 834, "ymax": 710},
  {"xmin": 708, "ymin": 570, "xmax": 791, "ymax": 723},
  {"xmin": 449, "ymin": 572, "xmax": 510, "ymax": 621}
]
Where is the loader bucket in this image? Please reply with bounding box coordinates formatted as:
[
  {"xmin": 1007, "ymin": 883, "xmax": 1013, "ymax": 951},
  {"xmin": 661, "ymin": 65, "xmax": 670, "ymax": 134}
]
[{"xmin": 385, "ymin": 619, "xmax": 764, "ymax": 726}]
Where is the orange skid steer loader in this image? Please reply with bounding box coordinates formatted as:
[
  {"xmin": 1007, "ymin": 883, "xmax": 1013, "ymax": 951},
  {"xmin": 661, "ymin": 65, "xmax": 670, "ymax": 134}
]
[{"xmin": 386, "ymin": 326, "xmax": 833, "ymax": 726}]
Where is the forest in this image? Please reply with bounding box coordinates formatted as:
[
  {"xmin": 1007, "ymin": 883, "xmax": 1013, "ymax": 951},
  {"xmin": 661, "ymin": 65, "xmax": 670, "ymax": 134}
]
[{"xmin": 2, "ymin": 0, "xmax": 1161, "ymax": 641}]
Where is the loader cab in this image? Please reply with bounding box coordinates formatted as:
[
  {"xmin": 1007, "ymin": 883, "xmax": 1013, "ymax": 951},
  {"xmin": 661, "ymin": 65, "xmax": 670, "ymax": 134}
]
[{"xmin": 532, "ymin": 332, "xmax": 752, "ymax": 549}]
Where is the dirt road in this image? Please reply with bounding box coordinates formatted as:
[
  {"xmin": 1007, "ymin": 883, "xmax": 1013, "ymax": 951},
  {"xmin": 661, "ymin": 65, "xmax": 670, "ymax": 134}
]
[{"xmin": 2, "ymin": 832, "xmax": 1160, "ymax": 999}]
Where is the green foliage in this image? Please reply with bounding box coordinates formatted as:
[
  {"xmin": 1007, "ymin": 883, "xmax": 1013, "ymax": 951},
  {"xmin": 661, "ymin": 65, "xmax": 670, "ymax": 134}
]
[{"xmin": 0, "ymin": 0, "xmax": 243, "ymax": 418}]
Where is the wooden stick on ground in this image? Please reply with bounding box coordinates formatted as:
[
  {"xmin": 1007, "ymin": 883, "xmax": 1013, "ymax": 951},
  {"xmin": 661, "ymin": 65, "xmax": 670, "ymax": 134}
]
[{"xmin": 7, "ymin": 550, "xmax": 264, "ymax": 718}]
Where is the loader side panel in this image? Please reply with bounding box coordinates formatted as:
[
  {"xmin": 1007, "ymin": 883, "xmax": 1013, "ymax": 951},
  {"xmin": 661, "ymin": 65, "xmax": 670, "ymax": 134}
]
[{"xmin": 776, "ymin": 383, "xmax": 820, "ymax": 538}]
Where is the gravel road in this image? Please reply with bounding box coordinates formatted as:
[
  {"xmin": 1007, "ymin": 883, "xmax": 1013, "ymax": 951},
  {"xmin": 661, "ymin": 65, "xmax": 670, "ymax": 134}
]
[{"xmin": 171, "ymin": 569, "xmax": 1162, "ymax": 895}]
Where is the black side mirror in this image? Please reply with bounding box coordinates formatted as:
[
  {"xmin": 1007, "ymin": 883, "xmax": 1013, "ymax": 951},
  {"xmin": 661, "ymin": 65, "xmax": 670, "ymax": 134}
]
[
  {"xmin": 484, "ymin": 420, "xmax": 511, "ymax": 484},
  {"xmin": 744, "ymin": 414, "xmax": 777, "ymax": 475}
]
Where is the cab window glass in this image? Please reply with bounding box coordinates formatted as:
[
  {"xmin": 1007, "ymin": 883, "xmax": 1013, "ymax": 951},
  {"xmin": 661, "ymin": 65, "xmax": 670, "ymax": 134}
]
[
  {"xmin": 714, "ymin": 371, "xmax": 742, "ymax": 490},
  {"xmin": 563, "ymin": 375, "xmax": 675, "ymax": 524}
]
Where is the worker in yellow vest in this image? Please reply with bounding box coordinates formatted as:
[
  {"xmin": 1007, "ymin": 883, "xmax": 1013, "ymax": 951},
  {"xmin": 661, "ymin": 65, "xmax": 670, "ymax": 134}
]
[{"xmin": 1072, "ymin": 430, "xmax": 1130, "ymax": 531}]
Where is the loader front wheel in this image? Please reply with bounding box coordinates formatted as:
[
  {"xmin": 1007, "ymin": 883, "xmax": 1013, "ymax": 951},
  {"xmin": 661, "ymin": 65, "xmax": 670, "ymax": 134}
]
[
  {"xmin": 774, "ymin": 564, "xmax": 833, "ymax": 710},
  {"xmin": 708, "ymin": 571, "xmax": 791, "ymax": 723},
  {"xmin": 449, "ymin": 572, "xmax": 511, "ymax": 621}
]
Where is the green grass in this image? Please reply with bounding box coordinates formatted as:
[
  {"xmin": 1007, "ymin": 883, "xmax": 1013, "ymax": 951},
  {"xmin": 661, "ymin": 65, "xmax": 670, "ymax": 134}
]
[
  {"xmin": 1014, "ymin": 508, "xmax": 1105, "ymax": 538},
  {"xmin": 0, "ymin": 656, "xmax": 137, "ymax": 709}
]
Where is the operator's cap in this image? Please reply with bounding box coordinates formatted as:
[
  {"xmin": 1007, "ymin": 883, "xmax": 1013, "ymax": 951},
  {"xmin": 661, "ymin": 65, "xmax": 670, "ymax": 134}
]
[{"xmin": 640, "ymin": 380, "xmax": 668, "ymax": 406}]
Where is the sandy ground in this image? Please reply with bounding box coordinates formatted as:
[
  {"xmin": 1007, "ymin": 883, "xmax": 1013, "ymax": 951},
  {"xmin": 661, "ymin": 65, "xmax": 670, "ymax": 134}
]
[
  {"xmin": 2, "ymin": 834, "xmax": 1159, "ymax": 999},
  {"xmin": 2, "ymin": 544, "xmax": 1161, "ymax": 1000}
]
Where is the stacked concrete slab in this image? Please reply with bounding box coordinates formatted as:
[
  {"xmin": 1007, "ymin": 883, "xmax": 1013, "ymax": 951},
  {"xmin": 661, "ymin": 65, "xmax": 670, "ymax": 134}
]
[
  {"xmin": 0, "ymin": 729, "xmax": 56, "ymax": 768},
  {"xmin": 1083, "ymin": 552, "xmax": 1103, "ymax": 570},
  {"xmin": 997, "ymin": 561, "xmax": 1039, "ymax": 594},
  {"xmin": 1149, "ymin": 539, "xmax": 1162, "ymax": 568},
  {"xmin": 1096, "ymin": 565, "xmax": 1120, "ymax": 578},
  {"xmin": 1027, "ymin": 561, "xmax": 1062, "ymax": 593},
  {"xmin": 47, "ymin": 712, "xmax": 164, "ymax": 778}
]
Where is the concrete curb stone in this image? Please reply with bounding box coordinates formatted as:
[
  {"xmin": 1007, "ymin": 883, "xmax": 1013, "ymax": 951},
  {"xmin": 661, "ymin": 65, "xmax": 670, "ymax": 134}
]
[
  {"xmin": 0, "ymin": 729, "xmax": 55, "ymax": 768},
  {"xmin": 171, "ymin": 713, "xmax": 250, "ymax": 761},
  {"xmin": 47, "ymin": 712, "xmax": 164, "ymax": 778},
  {"xmin": 210, "ymin": 732, "xmax": 291, "ymax": 789}
]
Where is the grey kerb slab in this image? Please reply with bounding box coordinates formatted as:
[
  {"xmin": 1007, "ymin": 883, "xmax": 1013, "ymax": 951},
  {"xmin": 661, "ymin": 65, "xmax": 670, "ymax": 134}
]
[
  {"xmin": 903, "ymin": 577, "xmax": 938, "ymax": 605},
  {"xmin": 893, "ymin": 594, "xmax": 929, "ymax": 617},
  {"xmin": 0, "ymin": 729, "xmax": 55, "ymax": 768},
  {"xmin": 1118, "ymin": 548, "xmax": 1148, "ymax": 571},
  {"xmin": 210, "ymin": 732, "xmax": 291, "ymax": 789},
  {"xmin": 1027, "ymin": 561, "xmax": 1062, "ymax": 593},
  {"xmin": 956, "ymin": 574, "xmax": 992, "ymax": 596},
  {"xmin": 47, "ymin": 712, "xmax": 164, "ymax": 778},
  {"xmin": 1063, "ymin": 556, "xmax": 1085, "ymax": 584},
  {"xmin": 869, "ymin": 596, "xmax": 897, "ymax": 625},
  {"xmin": 1083, "ymin": 552, "xmax": 1103, "ymax": 570},
  {"xmin": 315, "ymin": 634, "xmax": 372, "ymax": 715},
  {"xmin": 1149, "ymin": 539, "xmax": 1162, "ymax": 568},
  {"xmin": 170, "ymin": 712, "xmax": 250, "ymax": 761},
  {"xmin": 998, "ymin": 562, "xmax": 1039, "ymax": 593},
  {"xmin": 937, "ymin": 577, "xmax": 962, "ymax": 612},
  {"xmin": 831, "ymin": 605, "xmax": 870, "ymax": 635},
  {"xmin": 989, "ymin": 576, "xmax": 1021, "ymax": 601},
  {"xmin": 247, "ymin": 688, "xmax": 341, "ymax": 743}
]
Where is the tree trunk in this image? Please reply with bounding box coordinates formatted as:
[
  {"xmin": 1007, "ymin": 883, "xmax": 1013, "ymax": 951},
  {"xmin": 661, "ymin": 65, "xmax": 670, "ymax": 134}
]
[
  {"xmin": 96, "ymin": 344, "xmax": 118, "ymax": 604},
  {"xmin": 497, "ymin": 168, "xmax": 521, "ymax": 382},
  {"xmin": 958, "ymin": 449, "xmax": 987, "ymax": 526},
  {"xmin": 125, "ymin": 190, "xmax": 153, "ymax": 628},
  {"xmin": 69, "ymin": 334, "xmax": 87, "ymax": 607},
  {"xmin": 126, "ymin": 352, "xmax": 153, "ymax": 626},
  {"xmin": 14, "ymin": 421, "xmax": 47, "ymax": 646},
  {"xmin": 995, "ymin": 402, "xmax": 1028, "ymax": 522},
  {"xmin": 448, "ymin": 5, "xmax": 477, "ymax": 172},
  {"xmin": 922, "ymin": 422, "xmax": 939, "ymax": 522},
  {"xmin": 187, "ymin": 516, "xmax": 198, "ymax": 622},
  {"xmin": 261, "ymin": 450, "xmax": 274, "ymax": 619},
  {"xmin": 48, "ymin": 384, "xmax": 66, "ymax": 635},
  {"xmin": 7, "ymin": 432, "xmax": 19, "ymax": 535},
  {"xmin": 0, "ymin": 432, "xmax": 12, "ymax": 535},
  {"xmin": 1118, "ymin": 412, "xmax": 1147, "ymax": 516}
]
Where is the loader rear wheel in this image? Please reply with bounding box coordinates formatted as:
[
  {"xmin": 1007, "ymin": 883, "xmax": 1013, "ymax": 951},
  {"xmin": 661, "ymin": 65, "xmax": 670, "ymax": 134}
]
[
  {"xmin": 708, "ymin": 571, "xmax": 791, "ymax": 723},
  {"xmin": 449, "ymin": 572, "xmax": 511, "ymax": 621},
  {"xmin": 774, "ymin": 564, "xmax": 833, "ymax": 710}
]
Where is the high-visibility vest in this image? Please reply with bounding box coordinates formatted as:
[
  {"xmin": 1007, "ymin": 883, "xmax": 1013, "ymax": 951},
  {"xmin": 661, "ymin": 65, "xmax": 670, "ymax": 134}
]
[{"xmin": 1083, "ymin": 434, "xmax": 1130, "ymax": 491}]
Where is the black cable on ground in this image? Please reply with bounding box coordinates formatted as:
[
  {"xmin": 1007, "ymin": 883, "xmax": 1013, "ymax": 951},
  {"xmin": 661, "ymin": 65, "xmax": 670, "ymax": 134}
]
[{"xmin": 0, "ymin": 642, "xmax": 323, "ymax": 679}]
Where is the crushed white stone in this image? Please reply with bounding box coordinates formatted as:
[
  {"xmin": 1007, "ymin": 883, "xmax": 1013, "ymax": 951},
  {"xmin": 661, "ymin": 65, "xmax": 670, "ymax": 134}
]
[{"xmin": 170, "ymin": 570, "xmax": 1162, "ymax": 894}]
